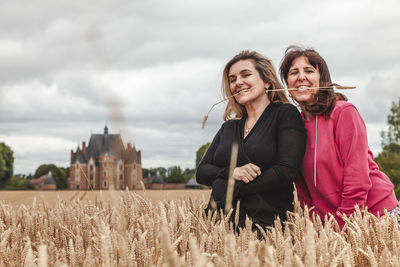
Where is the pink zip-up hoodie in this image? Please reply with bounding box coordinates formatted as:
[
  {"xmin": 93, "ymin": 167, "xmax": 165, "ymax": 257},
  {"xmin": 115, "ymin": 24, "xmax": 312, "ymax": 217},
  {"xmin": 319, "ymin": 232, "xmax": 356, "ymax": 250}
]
[{"xmin": 295, "ymin": 100, "xmax": 398, "ymax": 226}]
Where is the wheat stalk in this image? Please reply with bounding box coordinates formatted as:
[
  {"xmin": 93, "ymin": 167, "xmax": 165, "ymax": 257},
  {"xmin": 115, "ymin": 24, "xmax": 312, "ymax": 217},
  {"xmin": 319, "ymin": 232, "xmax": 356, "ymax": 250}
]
[
  {"xmin": 225, "ymin": 142, "xmax": 238, "ymax": 213},
  {"xmin": 1, "ymin": 189, "xmax": 399, "ymax": 266},
  {"xmin": 201, "ymin": 84, "xmax": 356, "ymax": 128}
]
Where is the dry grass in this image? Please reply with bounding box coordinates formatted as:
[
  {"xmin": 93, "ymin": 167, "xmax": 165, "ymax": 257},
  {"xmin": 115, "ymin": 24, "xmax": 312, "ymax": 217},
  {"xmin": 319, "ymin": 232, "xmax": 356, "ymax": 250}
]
[
  {"xmin": 0, "ymin": 189, "xmax": 399, "ymax": 266},
  {"xmin": 0, "ymin": 190, "xmax": 211, "ymax": 207}
]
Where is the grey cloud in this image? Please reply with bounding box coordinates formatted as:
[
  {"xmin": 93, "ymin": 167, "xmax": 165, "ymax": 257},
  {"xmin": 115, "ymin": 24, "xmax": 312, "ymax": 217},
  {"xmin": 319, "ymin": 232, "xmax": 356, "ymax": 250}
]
[{"xmin": 1, "ymin": 0, "xmax": 400, "ymax": 174}]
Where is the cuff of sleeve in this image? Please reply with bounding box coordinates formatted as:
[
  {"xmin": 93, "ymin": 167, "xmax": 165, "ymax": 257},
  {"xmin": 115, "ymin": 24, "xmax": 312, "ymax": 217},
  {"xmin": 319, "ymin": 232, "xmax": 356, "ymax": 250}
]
[
  {"xmin": 217, "ymin": 167, "xmax": 229, "ymax": 180},
  {"xmin": 335, "ymin": 210, "xmax": 344, "ymax": 219},
  {"xmin": 334, "ymin": 211, "xmax": 346, "ymax": 229},
  {"xmin": 335, "ymin": 207, "xmax": 364, "ymax": 220}
]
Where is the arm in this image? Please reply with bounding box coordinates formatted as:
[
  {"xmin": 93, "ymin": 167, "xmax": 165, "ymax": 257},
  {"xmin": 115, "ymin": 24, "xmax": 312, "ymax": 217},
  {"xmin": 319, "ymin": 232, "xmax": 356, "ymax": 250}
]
[
  {"xmin": 334, "ymin": 106, "xmax": 372, "ymax": 217},
  {"xmin": 238, "ymin": 127, "xmax": 306, "ymax": 196},
  {"xmin": 196, "ymin": 126, "xmax": 229, "ymax": 186}
]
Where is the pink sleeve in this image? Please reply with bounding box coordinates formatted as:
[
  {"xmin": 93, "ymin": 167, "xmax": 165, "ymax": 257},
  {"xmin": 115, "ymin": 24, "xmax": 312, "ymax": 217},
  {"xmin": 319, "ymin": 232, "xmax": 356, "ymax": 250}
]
[{"xmin": 335, "ymin": 105, "xmax": 372, "ymax": 216}]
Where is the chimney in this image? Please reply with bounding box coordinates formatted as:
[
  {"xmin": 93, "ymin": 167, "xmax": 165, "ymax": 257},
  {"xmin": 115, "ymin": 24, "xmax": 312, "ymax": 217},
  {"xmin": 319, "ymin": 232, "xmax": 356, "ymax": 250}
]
[
  {"xmin": 104, "ymin": 125, "xmax": 108, "ymax": 135},
  {"xmin": 127, "ymin": 142, "xmax": 132, "ymax": 150},
  {"xmin": 82, "ymin": 141, "xmax": 86, "ymax": 154}
]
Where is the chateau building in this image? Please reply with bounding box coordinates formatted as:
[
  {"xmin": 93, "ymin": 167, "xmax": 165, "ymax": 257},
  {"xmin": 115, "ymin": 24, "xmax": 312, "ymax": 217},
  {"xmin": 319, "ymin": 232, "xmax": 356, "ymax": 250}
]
[{"xmin": 68, "ymin": 126, "xmax": 143, "ymax": 190}]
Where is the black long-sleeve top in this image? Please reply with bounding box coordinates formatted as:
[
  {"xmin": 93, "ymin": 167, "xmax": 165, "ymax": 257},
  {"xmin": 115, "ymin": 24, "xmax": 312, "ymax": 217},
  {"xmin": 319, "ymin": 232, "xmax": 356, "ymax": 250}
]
[{"xmin": 196, "ymin": 103, "xmax": 307, "ymax": 226}]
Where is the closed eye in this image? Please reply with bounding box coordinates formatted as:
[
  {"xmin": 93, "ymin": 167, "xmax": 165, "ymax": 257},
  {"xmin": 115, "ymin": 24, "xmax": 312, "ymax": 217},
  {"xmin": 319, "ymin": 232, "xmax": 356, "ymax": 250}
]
[{"xmin": 305, "ymin": 68, "xmax": 315, "ymax": 73}]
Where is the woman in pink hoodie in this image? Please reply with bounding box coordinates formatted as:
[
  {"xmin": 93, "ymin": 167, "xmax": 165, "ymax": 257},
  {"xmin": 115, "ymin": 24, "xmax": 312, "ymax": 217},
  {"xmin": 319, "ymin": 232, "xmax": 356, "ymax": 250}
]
[{"xmin": 279, "ymin": 45, "xmax": 399, "ymax": 227}]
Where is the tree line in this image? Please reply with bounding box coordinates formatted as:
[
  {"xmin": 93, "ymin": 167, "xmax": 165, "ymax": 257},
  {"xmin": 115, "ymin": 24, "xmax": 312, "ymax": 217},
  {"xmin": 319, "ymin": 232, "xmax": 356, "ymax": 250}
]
[
  {"xmin": 375, "ymin": 98, "xmax": 400, "ymax": 197},
  {"xmin": 142, "ymin": 166, "xmax": 195, "ymax": 184},
  {"xmin": 1, "ymin": 97, "xmax": 400, "ymax": 192}
]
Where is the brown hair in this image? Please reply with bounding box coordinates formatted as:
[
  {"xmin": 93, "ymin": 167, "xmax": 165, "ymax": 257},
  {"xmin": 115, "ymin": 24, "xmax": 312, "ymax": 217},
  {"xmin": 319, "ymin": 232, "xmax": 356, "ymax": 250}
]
[
  {"xmin": 222, "ymin": 50, "xmax": 288, "ymax": 121},
  {"xmin": 279, "ymin": 45, "xmax": 347, "ymax": 117}
]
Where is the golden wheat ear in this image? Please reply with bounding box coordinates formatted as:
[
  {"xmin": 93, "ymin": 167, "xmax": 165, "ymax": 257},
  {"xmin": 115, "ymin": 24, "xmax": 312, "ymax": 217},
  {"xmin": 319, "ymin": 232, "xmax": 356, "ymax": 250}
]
[
  {"xmin": 201, "ymin": 91, "xmax": 242, "ymax": 129},
  {"xmin": 201, "ymin": 115, "xmax": 208, "ymax": 129}
]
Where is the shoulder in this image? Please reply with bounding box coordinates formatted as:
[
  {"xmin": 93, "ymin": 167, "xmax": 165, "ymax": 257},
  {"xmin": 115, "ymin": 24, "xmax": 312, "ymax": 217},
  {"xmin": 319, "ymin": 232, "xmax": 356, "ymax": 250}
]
[
  {"xmin": 333, "ymin": 100, "xmax": 357, "ymax": 113},
  {"xmin": 222, "ymin": 119, "xmax": 240, "ymax": 127},
  {"xmin": 273, "ymin": 103, "xmax": 305, "ymax": 132},
  {"xmin": 272, "ymin": 102, "xmax": 300, "ymax": 113},
  {"xmin": 331, "ymin": 100, "xmax": 366, "ymax": 132},
  {"xmin": 274, "ymin": 103, "xmax": 303, "ymax": 120},
  {"xmin": 219, "ymin": 119, "xmax": 240, "ymax": 132},
  {"xmin": 278, "ymin": 103, "xmax": 301, "ymax": 113},
  {"xmin": 331, "ymin": 100, "xmax": 360, "ymax": 120}
]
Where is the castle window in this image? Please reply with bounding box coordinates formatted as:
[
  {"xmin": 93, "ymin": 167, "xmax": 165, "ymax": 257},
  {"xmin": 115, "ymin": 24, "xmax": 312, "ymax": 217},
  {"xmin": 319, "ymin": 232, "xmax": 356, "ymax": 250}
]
[
  {"xmin": 104, "ymin": 172, "xmax": 107, "ymax": 177},
  {"xmin": 119, "ymin": 165, "xmax": 123, "ymax": 170},
  {"xmin": 90, "ymin": 165, "xmax": 93, "ymax": 171},
  {"xmin": 119, "ymin": 174, "xmax": 123, "ymax": 180},
  {"xmin": 90, "ymin": 174, "xmax": 93, "ymax": 180},
  {"xmin": 103, "ymin": 181, "xmax": 107, "ymax": 187},
  {"xmin": 76, "ymin": 185, "xmax": 80, "ymax": 189},
  {"xmin": 103, "ymin": 162, "xmax": 106, "ymax": 167}
]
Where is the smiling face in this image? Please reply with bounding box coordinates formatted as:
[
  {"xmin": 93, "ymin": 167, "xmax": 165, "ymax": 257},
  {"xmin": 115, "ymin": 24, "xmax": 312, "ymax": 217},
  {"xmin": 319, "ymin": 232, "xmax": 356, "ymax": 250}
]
[
  {"xmin": 286, "ymin": 56, "xmax": 321, "ymax": 105},
  {"xmin": 228, "ymin": 59, "xmax": 270, "ymax": 106}
]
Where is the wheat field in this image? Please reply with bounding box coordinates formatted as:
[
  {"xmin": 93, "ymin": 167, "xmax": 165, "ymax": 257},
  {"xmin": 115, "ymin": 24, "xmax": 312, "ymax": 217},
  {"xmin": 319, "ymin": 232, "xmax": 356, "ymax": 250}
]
[{"xmin": 0, "ymin": 189, "xmax": 399, "ymax": 266}]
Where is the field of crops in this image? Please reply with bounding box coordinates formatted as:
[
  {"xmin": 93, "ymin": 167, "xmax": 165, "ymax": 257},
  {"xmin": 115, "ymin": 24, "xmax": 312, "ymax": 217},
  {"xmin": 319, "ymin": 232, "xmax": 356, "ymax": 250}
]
[{"xmin": 0, "ymin": 189, "xmax": 399, "ymax": 266}]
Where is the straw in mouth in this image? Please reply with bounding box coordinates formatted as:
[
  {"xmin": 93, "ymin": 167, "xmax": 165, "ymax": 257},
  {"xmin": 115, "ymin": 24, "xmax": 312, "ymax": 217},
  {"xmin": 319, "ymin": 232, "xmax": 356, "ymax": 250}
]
[{"xmin": 201, "ymin": 84, "xmax": 356, "ymax": 129}]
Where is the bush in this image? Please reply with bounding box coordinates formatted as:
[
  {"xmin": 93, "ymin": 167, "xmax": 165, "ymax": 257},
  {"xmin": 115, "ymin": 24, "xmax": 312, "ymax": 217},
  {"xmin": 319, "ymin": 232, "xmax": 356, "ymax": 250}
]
[{"xmin": 2, "ymin": 175, "xmax": 34, "ymax": 190}]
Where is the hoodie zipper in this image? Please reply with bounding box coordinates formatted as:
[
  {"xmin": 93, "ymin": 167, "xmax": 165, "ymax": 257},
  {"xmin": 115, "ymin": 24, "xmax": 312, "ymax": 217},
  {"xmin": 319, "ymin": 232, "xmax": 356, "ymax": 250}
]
[{"xmin": 314, "ymin": 115, "xmax": 318, "ymax": 187}]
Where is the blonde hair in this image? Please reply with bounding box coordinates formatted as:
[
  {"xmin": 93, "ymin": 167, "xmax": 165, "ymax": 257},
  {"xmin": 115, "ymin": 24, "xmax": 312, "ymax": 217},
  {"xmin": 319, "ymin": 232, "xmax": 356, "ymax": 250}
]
[{"xmin": 222, "ymin": 50, "xmax": 288, "ymax": 121}]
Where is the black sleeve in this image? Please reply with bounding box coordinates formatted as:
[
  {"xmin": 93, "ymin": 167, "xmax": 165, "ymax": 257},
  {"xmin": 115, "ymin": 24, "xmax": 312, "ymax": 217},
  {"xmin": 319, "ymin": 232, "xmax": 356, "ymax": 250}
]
[
  {"xmin": 239, "ymin": 105, "xmax": 306, "ymax": 196},
  {"xmin": 196, "ymin": 125, "xmax": 229, "ymax": 186}
]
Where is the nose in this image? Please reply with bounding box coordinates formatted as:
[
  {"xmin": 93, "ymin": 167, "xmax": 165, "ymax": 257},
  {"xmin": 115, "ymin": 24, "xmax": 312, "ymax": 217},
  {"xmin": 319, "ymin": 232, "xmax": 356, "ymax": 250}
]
[
  {"xmin": 236, "ymin": 76, "xmax": 244, "ymax": 85},
  {"xmin": 298, "ymin": 71, "xmax": 306, "ymax": 81}
]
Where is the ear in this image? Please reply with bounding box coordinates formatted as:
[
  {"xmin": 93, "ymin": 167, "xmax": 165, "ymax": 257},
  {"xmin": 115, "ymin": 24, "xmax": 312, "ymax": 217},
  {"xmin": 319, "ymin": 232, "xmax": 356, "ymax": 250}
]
[{"xmin": 265, "ymin": 82, "xmax": 271, "ymax": 90}]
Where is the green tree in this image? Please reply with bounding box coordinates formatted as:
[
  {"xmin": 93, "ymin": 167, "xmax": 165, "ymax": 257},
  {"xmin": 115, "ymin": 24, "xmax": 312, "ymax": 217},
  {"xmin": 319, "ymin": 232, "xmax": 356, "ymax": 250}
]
[
  {"xmin": 381, "ymin": 97, "xmax": 400, "ymax": 153},
  {"xmin": 375, "ymin": 97, "xmax": 400, "ymax": 198},
  {"xmin": 33, "ymin": 164, "xmax": 68, "ymax": 189},
  {"xmin": 165, "ymin": 166, "xmax": 186, "ymax": 183},
  {"xmin": 142, "ymin": 167, "xmax": 167, "ymax": 179},
  {"xmin": 183, "ymin": 168, "xmax": 195, "ymax": 181},
  {"xmin": 3, "ymin": 175, "xmax": 34, "ymax": 190},
  {"xmin": 195, "ymin": 142, "xmax": 210, "ymax": 168},
  {"xmin": 142, "ymin": 168, "xmax": 150, "ymax": 179},
  {"xmin": 0, "ymin": 142, "xmax": 14, "ymax": 187}
]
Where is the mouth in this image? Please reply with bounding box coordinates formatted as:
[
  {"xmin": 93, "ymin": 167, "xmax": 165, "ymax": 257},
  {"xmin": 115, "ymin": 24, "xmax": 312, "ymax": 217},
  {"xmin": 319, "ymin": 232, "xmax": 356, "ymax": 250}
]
[
  {"xmin": 237, "ymin": 88, "xmax": 250, "ymax": 94},
  {"xmin": 296, "ymin": 86, "xmax": 310, "ymax": 93}
]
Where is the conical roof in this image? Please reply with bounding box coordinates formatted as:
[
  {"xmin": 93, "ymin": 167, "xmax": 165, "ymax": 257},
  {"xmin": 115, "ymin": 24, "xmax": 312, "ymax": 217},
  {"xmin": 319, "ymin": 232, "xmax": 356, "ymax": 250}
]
[
  {"xmin": 186, "ymin": 178, "xmax": 200, "ymax": 186},
  {"xmin": 43, "ymin": 171, "xmax": 56, "ymax": 185}
]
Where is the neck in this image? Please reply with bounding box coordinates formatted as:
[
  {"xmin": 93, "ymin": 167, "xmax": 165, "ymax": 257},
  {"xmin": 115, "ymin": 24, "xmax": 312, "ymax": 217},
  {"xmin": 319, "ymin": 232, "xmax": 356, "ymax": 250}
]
[{"xmin": 244, "ymin": 95, "xmax": 271, "ymax": 120}]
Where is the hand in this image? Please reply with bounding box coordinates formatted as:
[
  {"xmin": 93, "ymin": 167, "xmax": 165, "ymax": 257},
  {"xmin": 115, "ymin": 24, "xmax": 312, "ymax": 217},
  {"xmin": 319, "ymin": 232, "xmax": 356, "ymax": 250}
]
[{"xmin": 232, "ymin": 163, "xmax": 261, "ymax": 183}]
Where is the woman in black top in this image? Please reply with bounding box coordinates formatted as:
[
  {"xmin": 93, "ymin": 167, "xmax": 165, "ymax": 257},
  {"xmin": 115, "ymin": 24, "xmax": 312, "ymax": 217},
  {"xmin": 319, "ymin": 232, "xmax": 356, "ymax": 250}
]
[{"xmin": 196, "ymin": 50, "xmax": 307, "ymax": 230}]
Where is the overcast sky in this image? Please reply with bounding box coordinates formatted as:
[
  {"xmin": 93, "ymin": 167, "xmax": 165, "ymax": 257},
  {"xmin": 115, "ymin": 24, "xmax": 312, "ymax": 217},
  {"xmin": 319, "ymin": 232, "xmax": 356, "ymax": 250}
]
[{"xmin": 0, "ymin": 0, "xmax": 399, "ymax": 175}]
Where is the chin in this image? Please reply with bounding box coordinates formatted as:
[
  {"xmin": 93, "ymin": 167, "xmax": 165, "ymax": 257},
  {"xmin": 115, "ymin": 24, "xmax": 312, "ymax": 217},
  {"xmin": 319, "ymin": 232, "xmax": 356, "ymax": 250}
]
[
  {"xmin": 292, "ymin": 94, "xmax": 312, "ymax": 103},
  {"xmin": 235, "ymin": 97, "xmax": 249, "ymax": 105}
]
